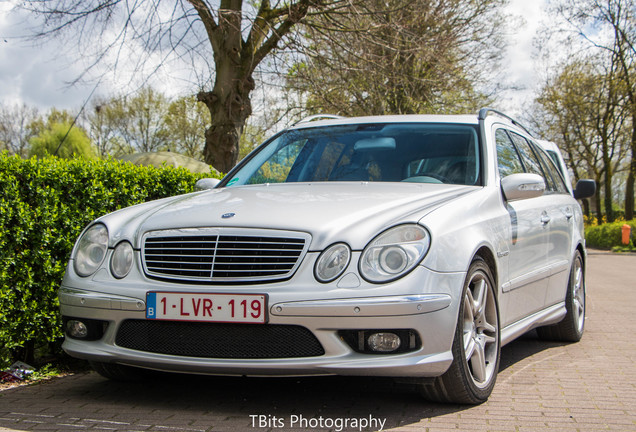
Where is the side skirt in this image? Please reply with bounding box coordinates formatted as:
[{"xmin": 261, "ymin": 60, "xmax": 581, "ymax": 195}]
[{"xmin": 500, "ymin": 302, "xmax": 566, "ymax": 347}]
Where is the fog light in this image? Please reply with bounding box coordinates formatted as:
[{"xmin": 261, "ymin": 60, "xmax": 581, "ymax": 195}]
[
  {"xmin": 66, "ymin": 320, "xmax": 89, "ymax": 339},
  {"xmin": 367, "ymin": 332, "xmax": 401, "ymax": 352}
]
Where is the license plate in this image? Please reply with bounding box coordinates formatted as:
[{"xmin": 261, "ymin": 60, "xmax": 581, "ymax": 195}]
[{"xmin": 146, "ymin": 292, "xmax": 267, "ymax": 324}]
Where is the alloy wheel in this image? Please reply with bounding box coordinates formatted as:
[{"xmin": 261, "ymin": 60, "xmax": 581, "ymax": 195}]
[
  {"xmin": 462, "ymin": 271, "xmax": 499, "ymax": 388},
  {"xmin": 572, "ymin": 256, "xmax": 585, "ymax": 333}
]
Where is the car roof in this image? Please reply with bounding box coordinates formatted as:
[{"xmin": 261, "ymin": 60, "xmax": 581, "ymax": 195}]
[
  {"xmin": 536, "ymin": 139, "xmax": 559, "ymax": 151},
  {"xmin": 288, "ymin": 114, "xmax": 479, "ymax": 130}
]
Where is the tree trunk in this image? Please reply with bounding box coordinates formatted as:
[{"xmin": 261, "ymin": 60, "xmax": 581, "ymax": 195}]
[
  {"xmin": 626, "ymin": 165, "xmax": 635, "ymax": 221},
  {"xmin": 602, "ymin": 139, "xmax": 614, "ymax": 223},
  {"xmin": 188, "ymin": 0, "xmax": 315, "ymax": 173},
  {"xmin": 198, "ymin": 79, "xmax": 254, "ymax": 173},
  {"xmin": 626, "ymin": 123, "xmax": 636, "ymax": 221},
  {"xmin": 582, "ymin": 198, "xmax": 591, "ymax": 218},
  {"xmin": 197, "ymin": 56, "xmax": 256, "ymax": 173},
  {"xmin": 604, "ymin": 172, "xmax": 614, "ymax": 223},
  {"xmin": 595, "ymin": 181, "xmax": 603, "ymax": 224}
]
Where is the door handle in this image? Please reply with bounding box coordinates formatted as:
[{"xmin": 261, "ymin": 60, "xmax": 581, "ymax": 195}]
[
  {"xmin": 564, "ymin": 207, "xmax": 574, "ymax": 220},
  {"xmin": 541, "ymin": 213, "xmax": 551, "ymax": 225}
]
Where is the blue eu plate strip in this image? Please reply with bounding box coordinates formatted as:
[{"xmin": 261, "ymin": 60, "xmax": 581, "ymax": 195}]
[{"xmin": 146, "ymin": 292, "xmax": 156, "ymax": 319}]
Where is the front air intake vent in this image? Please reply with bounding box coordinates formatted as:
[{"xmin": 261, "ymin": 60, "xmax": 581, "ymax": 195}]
[{"xmin": 116, "ymin": 320, "xmax": 325, "ymax": 359}]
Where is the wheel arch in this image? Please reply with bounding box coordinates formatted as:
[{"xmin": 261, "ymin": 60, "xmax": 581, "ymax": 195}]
[
  {"xmin": 473, "ymin": 246, "xmax": 499, "ymax": 299},
  {"xmin": 576, "ymin": 242, "xmax": 586, "ymax": 270}
]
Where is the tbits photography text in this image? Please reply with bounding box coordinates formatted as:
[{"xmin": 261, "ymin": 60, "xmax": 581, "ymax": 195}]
[{"xmin": 250, "ymin": 414, "xmax": 387, "ymax": 431}]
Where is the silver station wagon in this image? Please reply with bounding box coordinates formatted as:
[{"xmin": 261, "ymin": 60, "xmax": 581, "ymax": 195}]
[{"xmin": 59, "ymin": 109, "xmax": 596, "ymax": 404}]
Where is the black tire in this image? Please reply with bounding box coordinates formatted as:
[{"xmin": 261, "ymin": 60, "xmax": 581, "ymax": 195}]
[
  {"xmin": 421, "ymin": 257, "xmax": 500, "ymax": 404},
  {"xmin": 89, "ymin": 361, "xmax": 147, "ymax": 381},
  {"xmin": 537, "ymin": 250, "xmax": 585, "ymax": 342}
]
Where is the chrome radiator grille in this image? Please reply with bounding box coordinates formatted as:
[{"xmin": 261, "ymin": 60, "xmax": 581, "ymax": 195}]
[{"xmin": 142, "ymin": 229, "xmax": 310, "ymax": 283}]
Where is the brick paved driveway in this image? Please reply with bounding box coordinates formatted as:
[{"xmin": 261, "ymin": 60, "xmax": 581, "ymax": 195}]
[{"xmin": 1, "ymin": 250, "xmax": 635, "ymax": 432}]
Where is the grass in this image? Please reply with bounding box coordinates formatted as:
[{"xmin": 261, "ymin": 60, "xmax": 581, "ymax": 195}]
[{"xmin": 611, "ymin": 244, "xmax": 636, "ymax": 253}]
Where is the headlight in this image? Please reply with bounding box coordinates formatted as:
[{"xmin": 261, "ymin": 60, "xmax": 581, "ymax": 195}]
[
  {"xmin": 74, "ymin": 224, "xmax": 109, "ymax": 277},
  {"xmin": 315, "ymin": 243, "xmax": 351, "ymax": 283},
  {"xmin": 110, "ymin": 241, "xmax": 134, "ymax": 279},
  {"xmin": 359, "ymin": 224, "xmax": 430, "ymax": 283}
]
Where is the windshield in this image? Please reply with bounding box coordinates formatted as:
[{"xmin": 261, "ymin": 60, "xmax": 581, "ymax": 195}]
[{"xmin": 223, "ymin": 123, "xmax": 481, "ymax": 187}]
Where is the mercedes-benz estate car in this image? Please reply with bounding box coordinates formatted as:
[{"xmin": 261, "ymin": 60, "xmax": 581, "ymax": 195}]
[{"xmin": 59, "ymin": 108, "xmax": 596, "ymax": 404}]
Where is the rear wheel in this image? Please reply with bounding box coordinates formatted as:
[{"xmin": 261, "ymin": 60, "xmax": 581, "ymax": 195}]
[
  {"xmin": 537, "ymin": 250, "xmax": 585, "ymax": 342},
  {"xmin": 421, "ymin": 257, "xmax": 500, "ymax": 404}
]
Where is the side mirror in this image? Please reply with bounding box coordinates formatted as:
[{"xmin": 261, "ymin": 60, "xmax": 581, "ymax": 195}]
[
  {"xmin": 194, "ymin": 178, "xmax": 221, "ymax": 191},
  {"xmin": 573, "ymin": 179, "xmax": 596, "ymax": 200},
  {"xmin": 501, "ymin": 173, "xmax": 546, "ymax": 201}
]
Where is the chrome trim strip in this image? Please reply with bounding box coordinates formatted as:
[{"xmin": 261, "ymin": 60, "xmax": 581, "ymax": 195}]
[
  {"xmin": 502, "ymin": 265, "xmax": 551, "ymax": 292},
  {"xmin": 270, "ymin": 294, "xmax": 452, "ymax": 317},
  {"xmin": 549, "ymin": 259, "xmax": 569, "ymax": 276},
  {"xmin": 58, "ymin": 288, "xmax": 145, "ymax": 311}
]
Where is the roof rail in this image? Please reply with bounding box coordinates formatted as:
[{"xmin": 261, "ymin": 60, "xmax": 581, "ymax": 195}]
[
  {"xmin": 293, "ymin": 114, "xmax": 345, "ymax": 125},
  {"xmin": 478, "ymin": 107, "xmax": 533, "ymax": 137}
]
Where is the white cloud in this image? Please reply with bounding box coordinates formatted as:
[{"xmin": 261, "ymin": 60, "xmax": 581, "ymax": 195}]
[
  {"xmin": 1, "ymin": 1, "xmax": 553, "ymax": 118},
  {"xmin": 497, "ymin": 0, "xmax": 550, "ymax": 118},
  {"xmin": 0, "ymin": 3, "xmax": 101, "ymax": 111},
  {"xmin": 0, "ymin": 2, "xmax": 203, "ymax": 112}
]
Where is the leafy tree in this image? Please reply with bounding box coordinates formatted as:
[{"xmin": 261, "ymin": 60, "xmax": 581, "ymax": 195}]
[
  {"xmin": 164, "ymin": 96, "xmax": 210, "ymax": 160},
  {"xmin": 239, "ymin": 121, "xmax": 269, "ymax": 160},
  {"xmin": 28, "ymin": 122, "xmax": 96, "ymax": 159},
  {"xmin": 93, "ymin": 87, "xmax": 171, "ymax": 154},
  {"xmin": 86, "ymin": 98, "xmax": 131, "ymax": 157},
  {"xmin": 28, "ymin": 108, "xmax": 77, "ymax": 139},
  {"xmin": 533, "ymin": 57, "xmax": 630, "ymax": 222},
  {"xmin": 550, "ymin": 0, "xmax": 636, "ymax": 219},
  {"xmin": 17, "ymin": 0, "xmax": 353, "ymax": 173},
  {"xmin": 118, "ymin": 87, "xmax": 171, "ymax": 153},
  {"xmin": 0, "ymin": 103, "xmax": 42, "ymax": 157},
  {"xmin": 286, "ymin": 0, "xmax": 506, "ymax": 116}
]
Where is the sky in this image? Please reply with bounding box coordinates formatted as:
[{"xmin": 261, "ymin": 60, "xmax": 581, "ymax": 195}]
[
  {"xmin": 0, "ymin": 0, "xmax": 550, "ymax": 120},
  {"xmin": 498, "ymin": 0, "xmax": 551, "ymax": 117}
]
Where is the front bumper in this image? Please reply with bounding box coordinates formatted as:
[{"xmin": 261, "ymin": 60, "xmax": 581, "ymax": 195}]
[{"xmin": 59, "ymin": 265, "xmax": 465, "ymax": 378}]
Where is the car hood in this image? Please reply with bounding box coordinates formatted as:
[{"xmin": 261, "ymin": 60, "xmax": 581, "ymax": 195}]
[{"xmin": 102, "ymin": 182, "xmax": 478, "ymax": 250}]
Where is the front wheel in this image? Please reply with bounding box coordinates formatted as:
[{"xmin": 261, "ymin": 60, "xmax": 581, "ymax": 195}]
[
  {"xmin": 421, "ymin": 257, "xmax": 500, "ymax": 404},
  {"xmin": 537, "ymin": 250, "xmax": 585, "ymax": 342}
]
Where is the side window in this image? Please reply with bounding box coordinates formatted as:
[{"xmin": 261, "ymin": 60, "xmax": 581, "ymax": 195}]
[
  {"xmin": 495, "ymin": 129, "xmax": 524, "ymax": 177},
  {"xmin": 531, "ymin": 142, "xmax": 569, "ymax": 194},
  {"xmin": 508, "ymin": 132, "xmax": 545, "ymax": 179},
  {"xmin": 545, "ymin": 150, "xmax": 565, "ymax": 178}
]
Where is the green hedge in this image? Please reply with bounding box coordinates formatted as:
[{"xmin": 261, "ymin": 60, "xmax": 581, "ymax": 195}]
[
  {"xmin": 585, "ymin": 219, "xmax": 636, "ymax": 249},
  {"xmin": 0, "ymin": 153, "xmax": 221, "ymax": 368}
]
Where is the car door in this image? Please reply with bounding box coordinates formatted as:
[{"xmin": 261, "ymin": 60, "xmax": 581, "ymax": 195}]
[
  {"xmin": 530, "ymin": 141, "xmax": 574, "ymax": 305},
  {"xmin": 495, "ymin": 128, "xmax": 551, "ymax": 326}
]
